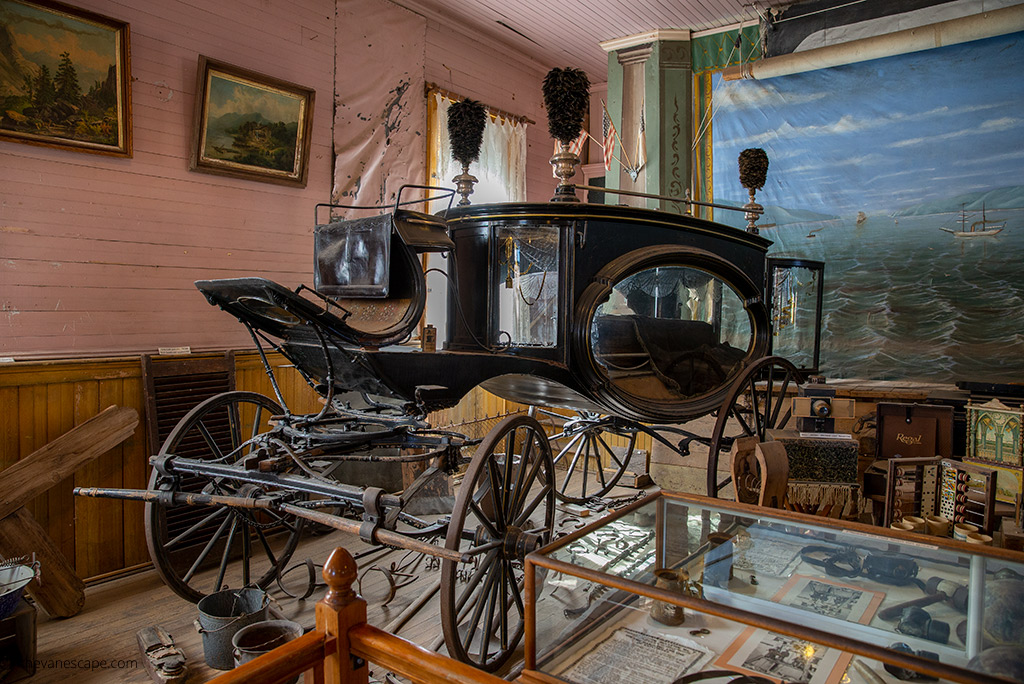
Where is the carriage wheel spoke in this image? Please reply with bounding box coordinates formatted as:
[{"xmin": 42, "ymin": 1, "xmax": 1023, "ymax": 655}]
[
  {"xmin": 466, "ymin": 561, "xmax": 499, "ymax": 656},
  {"xmin": 486, "ymin": 459, "xmax": 507, "ymax": 530},
  {"xmin": 510, "ymin": 448, "xmax": 547, "ymax": 519},
  {"xmin": 507, "ymin": 430, "xmax": 535, "ymax": 519},
  {"xmin": 163, "ymin": 507, "xmax": 228, "ymax": 550},
  {"xmin": 255, "ymin": 526, "xmax": 279, "ymax": 570},
  {"xmin": 514, "ymin": 482, "xmax": 552, "ymax": 528},
  {"xmin": 454, "ymin": 550, "xmax": 499, "ymax": 617},
  {"xmin": 227, "ymin": 403, "xmax": 242, "ymax": 455},
  {"xmin": 241, "ymin": 520, "xmax": 252, "ymax": 586},
  {"xmin": 182, "ymin": 512, "xmax": 233, "ymax": 584},
  {"xmin": 560, "ymin": 437, "xmax": 587, "ymax": 495},
  {"xmin": 469, "ymin": 499, "xmax": 501, "ymax": 540},
  {"xmin": 746, "ymin": 377, "xmax": 762, "ymax": 437},
  {"xmin": 214, "ymin": 516, "xmax": 239, "ymax": 592},
  {"xmin": 249, "ymin": 406, "xmax": 266, "ymax": 452},
  {"xmin": 553, "ymin": 431, "xmax": 585, "ymax": 469},
  {"xmin": 197, "ymin": 420, "xmax": 226, "ymax": 461}
]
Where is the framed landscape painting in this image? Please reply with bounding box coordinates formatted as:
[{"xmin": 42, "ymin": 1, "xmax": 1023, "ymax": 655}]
[
  {"xmin": 190, "ymin": 56, "xmax": 315, "ymax": 187},
  {"xmin": 0, "ymin": 0, "xmax": 132, "ymax": 156}
]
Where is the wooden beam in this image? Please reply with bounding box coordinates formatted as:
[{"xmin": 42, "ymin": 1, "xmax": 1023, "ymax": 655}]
[
  {"xmin": 0, "ymin": 405, "xmax": 139, "ymax": 519},
  {"xmin": 0, "ymin": 507, "xmax": 85, "ymax": 617}
]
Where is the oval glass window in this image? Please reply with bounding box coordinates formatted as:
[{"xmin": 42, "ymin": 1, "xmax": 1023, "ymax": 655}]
[{"xmin": 589, "ymin": 265, "xmax": 753, "ymax": 400}]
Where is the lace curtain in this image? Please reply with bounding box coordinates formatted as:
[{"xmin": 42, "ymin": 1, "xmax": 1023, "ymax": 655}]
[{"xmin": 430, "ymin": 92, "xmax": 527, "ymax": 205}]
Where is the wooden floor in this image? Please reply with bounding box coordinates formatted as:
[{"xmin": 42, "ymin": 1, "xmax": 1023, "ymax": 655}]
[{"xmin": 29, "ymin": 485, "xmax": 645, "ymax": 683}]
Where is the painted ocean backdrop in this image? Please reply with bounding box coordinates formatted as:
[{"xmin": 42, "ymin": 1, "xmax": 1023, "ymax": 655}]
[
  {"xmin": 709, "ymin": 32, "xmax": 1024, "ymax": 382},
  {"xmin": 752, "ymin": 207, "xmax": 1024, "ymax": 382}
]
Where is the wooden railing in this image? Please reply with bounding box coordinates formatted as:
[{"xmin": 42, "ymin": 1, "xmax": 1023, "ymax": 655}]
[{"xmin": 208, "ymin": 546, "xmax": 552, "ymax": 684}]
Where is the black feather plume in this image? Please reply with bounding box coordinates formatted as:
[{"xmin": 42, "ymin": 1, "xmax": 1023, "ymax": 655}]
[
  {"xmin": 738, "ymin": 148, "xmax": 769, "ymax": 190},
  {"xmin": 542, "ymin": 67, "xmax": 590, "ymax": 145},
  {"xmin": 448, "ymin": 99, "xmax": 487, "ymax": 168}
]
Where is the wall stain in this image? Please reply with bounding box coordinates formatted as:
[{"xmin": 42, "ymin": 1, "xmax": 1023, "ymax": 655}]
[{"xmin": 381, "ymin": 79, "xmax": 410, "ymax": 147}]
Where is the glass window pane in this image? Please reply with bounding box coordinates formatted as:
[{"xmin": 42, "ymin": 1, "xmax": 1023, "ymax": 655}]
[
  {"xmin": 494, "ymin": 224, "xmax": 559, "ymax": 347},
  {"xmin": 771, "ymin": 263, "xmax": 822, "ymax": 371},
  {"xmin": 590, "ymin": 266, "xmax": 753, "ymax": 399}
]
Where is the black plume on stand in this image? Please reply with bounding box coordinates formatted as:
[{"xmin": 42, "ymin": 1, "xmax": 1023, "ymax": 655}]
[
  {"xmin": 542, "ymin": 67, "xmax": 590, "ymax": 202},
  {"xmin": 738, "ymin": 148, "xmax": 769, "ymax": 234},
  {"xmin": 447, "ymin": 99, "xmax": 487, "ymax": 206}
]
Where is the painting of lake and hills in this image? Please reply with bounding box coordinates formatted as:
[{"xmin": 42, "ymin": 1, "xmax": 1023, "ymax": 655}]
[{"xmin": 712, "ymin": 31, "xmax": 1024, "ymax": 382}]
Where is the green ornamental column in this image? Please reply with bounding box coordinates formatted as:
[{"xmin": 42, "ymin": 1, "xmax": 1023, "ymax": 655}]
[{"xmin": 602, "ymin": 30, "xmax": 692, "ymax": 213}]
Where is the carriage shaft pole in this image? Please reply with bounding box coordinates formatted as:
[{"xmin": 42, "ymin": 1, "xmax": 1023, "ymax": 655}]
[
  {"xmin": 73, "ymin": 487, "xmax": 466, "ymax": 563},
  {"xmin": 277, "ymin": 503, "xmax": 466, "ymax": 563}
]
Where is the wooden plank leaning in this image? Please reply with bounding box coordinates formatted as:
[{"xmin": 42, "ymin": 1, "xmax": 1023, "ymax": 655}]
[{"xmin": 0, "ymin": 405, "xmax": 139, "ymax": 617}]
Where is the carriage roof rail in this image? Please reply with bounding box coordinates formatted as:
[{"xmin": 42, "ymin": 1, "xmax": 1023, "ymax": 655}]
[
  {"xmin": 314, "ymin": 184, "xmax": 456, "ymax": 224},
  {"xmin": 570, "ymin": 183, "xmax": 763, "ymax": 217}
]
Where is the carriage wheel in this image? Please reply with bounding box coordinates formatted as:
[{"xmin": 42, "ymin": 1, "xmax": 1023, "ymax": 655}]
[
  {"xmin": 145, "ymin": 391, "xmax": 304, "ymax": 602},
  {"xmin": 706, "ymin": 357, "xmax": 805, "ymax": 498},
  {"xmin": 440, "ymin": 414, "xmax": 555, "ymax": 671},
  {"xmin": 533, "ymin": 408, "xmax": 636, "ymax": 504}
]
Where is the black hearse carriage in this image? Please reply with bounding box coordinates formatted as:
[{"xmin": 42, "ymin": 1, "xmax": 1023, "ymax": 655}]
[{"xmin": 76, "ymin": 182, "xmax": 824, "ymax": 671}]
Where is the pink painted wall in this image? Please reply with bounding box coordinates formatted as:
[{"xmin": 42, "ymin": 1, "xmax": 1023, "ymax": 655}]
[{"xmin": 1, "ymin": 0, "xmax": 557, "ymax": 359}]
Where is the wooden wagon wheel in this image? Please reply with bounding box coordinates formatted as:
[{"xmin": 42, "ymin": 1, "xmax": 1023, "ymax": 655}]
[
  {"xmin": 145, "ymin": 391, "xmax": 304, "ymax": 602},
  {"xmin": 706, "ymin": 357, "xmax": 804, "ymax": 498},
  {"xmin": 440, "ymin": 414, "xmax": 555, "ymax": 671},
  {"xmin": 532, "ymin": 408, "xmax": 636, "ymax": 504}
]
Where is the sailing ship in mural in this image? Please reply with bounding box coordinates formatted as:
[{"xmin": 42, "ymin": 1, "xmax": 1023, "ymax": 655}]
[
  {"xmin": 941, "ymin": 204, "xmax": 1005, "ymax": 237},
  {"xmin": 856, "ymin": 211, "xmax": 867, "ymax": 225}
]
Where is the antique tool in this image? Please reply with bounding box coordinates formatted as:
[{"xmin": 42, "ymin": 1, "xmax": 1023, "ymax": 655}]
[
  {"xmin": 862, "ymin": 551, "xmax": 919, "ymax": 586},
  {"xmin": 137, "ymin": 625, "xmax": 187, "ymax": 684},
  {"xmin": 896, "ymin": 606, "xmax": 950, "ymax": 644},
  {"xmin": 878, "ymin": 577, "xmax": 968, "ymax": 621}
]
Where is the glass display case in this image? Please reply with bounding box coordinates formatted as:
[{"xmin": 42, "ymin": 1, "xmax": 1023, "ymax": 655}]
[{"xmin": 523, "ymin": 491, "xmax": 1024, "ymax": 684}]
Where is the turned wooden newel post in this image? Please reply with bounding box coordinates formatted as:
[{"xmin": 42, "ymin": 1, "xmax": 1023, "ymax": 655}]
[{"xmin": 316, "ymin": 547, "xmax": 368, "ymax": 684}]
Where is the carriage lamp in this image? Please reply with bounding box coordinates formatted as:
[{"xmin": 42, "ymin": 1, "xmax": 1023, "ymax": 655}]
[{"xmin": 738, "ymin": 148, "xmax": 769, "ymax": 234}]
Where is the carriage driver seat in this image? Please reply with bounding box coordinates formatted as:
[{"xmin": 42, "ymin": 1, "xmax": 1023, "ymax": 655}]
[{"xmin": 314, "ymin": 209, "xmax": 454, "ymax": 348}]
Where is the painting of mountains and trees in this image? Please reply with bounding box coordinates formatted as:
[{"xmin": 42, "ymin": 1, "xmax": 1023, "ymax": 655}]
[
  {"xmin": 190, "ymin": 56, "xmax": 314, "ymax": 187},
  {"xmin": 0, "ymin": 0, "xmax": 131, "ymax": 156}
]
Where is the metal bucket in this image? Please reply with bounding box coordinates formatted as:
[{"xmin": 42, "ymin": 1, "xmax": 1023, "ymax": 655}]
[
  {"xmin": 196, "ymin": 588, "xmax": 269, "ymax": 670},
  {"xmin": 232, "ymin": 619, "xmax": 303, "ymax": 682}
]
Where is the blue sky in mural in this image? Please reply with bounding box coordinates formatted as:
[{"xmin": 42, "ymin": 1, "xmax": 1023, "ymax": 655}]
[{"xmin": 712, "ymin": 32, "xmax": 1024, "ymax": 219}]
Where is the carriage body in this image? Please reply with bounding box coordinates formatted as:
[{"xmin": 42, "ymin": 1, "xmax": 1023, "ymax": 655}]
[{"xmin": 197, "ymin": 200, "xmax": 811, "ymax": 426}]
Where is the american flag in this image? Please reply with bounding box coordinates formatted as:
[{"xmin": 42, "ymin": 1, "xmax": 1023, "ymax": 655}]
[
  {"xmin": 568, "ymin": 128, "xmax": 587, "ymax": 157},
  {"xmin": 602, "ymin": 109, "xmax": 616, "ymax": 171}
]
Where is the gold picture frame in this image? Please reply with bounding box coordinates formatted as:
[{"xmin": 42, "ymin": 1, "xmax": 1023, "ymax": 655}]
[
  {"xmin": 0, "ymin": 0, "xmax": 131, "ymax": 156},
  {"xmin": 190, "ymin": 56, "xmax": 315, "ymax": 187}
]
